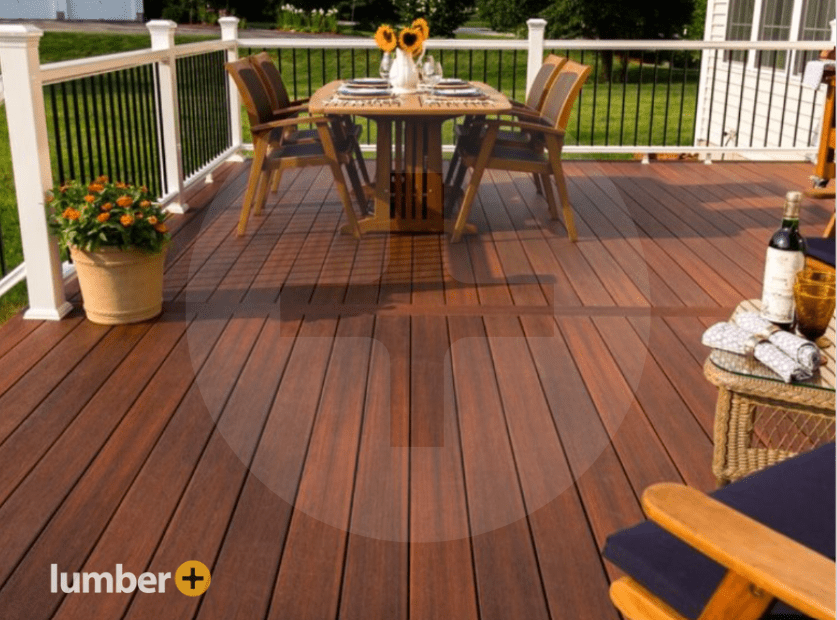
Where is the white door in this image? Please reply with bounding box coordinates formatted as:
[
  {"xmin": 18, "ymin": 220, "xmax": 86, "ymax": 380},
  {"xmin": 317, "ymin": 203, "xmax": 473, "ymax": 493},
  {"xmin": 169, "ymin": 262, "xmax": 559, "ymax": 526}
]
[{"xmin": 66, "ymin": 0, "xmax": 134, "ymax": 20}]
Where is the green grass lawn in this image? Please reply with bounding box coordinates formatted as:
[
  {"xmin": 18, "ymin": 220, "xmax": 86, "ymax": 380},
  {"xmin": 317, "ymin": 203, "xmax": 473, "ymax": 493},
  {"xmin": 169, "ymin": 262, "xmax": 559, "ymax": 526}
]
[{"xmin": 1, "ymin": 33, "xmax": 700, "ymax": 324}]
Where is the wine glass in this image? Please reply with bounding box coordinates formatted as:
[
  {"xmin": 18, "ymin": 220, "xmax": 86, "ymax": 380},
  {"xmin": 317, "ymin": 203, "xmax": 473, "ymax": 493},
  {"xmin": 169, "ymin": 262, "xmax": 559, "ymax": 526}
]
[
  {"xmin": 379, "ymin": 53, "xmax": 392, "ymax": 82},
  {"xmin": 793, "ymin": 275, "xmax": 836, "ymax": 342},
  {"xmin": 422, "ymin": 55, "xmax": 441, "ymax": 88}
]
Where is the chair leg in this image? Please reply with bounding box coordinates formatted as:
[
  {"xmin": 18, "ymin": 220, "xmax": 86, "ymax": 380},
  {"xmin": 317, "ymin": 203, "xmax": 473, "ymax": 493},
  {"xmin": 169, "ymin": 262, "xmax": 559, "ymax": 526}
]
[
  {"xmin": 546, "ymin": 139, "xmax": 577, "ymax": 242},
  {"xmin": 541, "ymin": 174, "xmax": 559, "ymax": 220},
  {"xmin": 451, "ymin": 163, "xmax": 487, "ymax": 243},
  {"xmin": 269, "ymin": 169, "xmax": 283, "ymax": 195},
  {"xmin": 344, "ymin": 156, "xmax": 369, "ymax": 215},
  {"xmin": 533, "ymin": 173, "xmax": 544, "ymax": 195},
  {"xmin": 253, "ymin": 167, "xmax": 272, "ymax": 217},
  {"xmin": 238, "ymin": 138, "xmax": 268, "ymax": 236},
  {"xmin": 331, "ymin": 162, "xmax": 362, "ymax": 239},
  {"xmin": 352, "ymin": 141, "xmax": 371, "ymax": 186},
  {"xmin": 445, "ymin": 146, "xmax": 461, "ymax": 187}
]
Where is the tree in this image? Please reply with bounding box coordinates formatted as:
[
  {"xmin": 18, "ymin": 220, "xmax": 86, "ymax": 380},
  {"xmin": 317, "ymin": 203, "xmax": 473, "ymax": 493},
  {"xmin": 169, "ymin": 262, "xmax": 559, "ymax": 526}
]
[
  {"xmin": 392, "ymin": 0, "xmax": 472, "ymax": 38},
  {"xmin": 477, "ymin": 0, "xmax": 548, "ymax": 33}
]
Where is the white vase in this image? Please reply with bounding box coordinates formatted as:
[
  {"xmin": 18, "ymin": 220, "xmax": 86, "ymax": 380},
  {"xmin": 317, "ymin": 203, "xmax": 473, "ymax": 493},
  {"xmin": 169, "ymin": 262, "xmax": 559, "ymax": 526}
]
[{"xmin": 389, "ymin": 47, "xmax": 419, "ymax": 94}]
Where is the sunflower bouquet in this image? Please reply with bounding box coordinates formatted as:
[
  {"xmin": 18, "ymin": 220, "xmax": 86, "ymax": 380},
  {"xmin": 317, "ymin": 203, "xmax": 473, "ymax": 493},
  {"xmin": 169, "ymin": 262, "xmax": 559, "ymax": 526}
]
[
  {"xmin": 375, "ymin": 18, "xmax": 429, "ymax": 58},
  {"xmin": 47, "ymin": 177, "xmax": 170, "ymax": 254}
]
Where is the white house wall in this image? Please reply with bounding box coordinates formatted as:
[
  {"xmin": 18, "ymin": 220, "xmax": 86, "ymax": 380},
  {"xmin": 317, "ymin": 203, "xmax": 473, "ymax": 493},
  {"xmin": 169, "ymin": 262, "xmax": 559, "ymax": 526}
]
[
  {"xmin": 0, "ymin": 0, "xmax": 59, "ymax": 19},
  {"xmin": 0, "ymin": 0, "xmax": 141, "ymax": 20},
  {"xmin": 698, "ymin": 0, "xmax": 828, "ymax": 160}
]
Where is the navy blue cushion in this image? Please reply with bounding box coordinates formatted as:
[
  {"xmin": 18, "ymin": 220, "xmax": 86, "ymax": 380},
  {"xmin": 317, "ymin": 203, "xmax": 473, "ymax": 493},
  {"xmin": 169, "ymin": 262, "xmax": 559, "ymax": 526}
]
[
  {"xmin": 806, "ymin": 237, "xmax": 835, "ymax": 268},
  {"xmin": 603, "ymin": 443, "xmax": 835, "ymax": 620}
]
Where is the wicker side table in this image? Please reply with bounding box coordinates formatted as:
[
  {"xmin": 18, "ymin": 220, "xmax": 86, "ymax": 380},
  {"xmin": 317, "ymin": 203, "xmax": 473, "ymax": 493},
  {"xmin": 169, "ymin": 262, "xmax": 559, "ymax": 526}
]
[{"xmin": 704, "ymin": 300, "xmax": 835, "ymax": 485}]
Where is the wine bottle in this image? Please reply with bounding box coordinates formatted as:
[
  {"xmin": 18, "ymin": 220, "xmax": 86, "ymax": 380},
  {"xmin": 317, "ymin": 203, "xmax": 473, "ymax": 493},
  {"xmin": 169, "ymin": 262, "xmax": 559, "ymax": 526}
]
[{"xmin": 760, "ymin": 191, "xmax": 806, "ymax": 329}]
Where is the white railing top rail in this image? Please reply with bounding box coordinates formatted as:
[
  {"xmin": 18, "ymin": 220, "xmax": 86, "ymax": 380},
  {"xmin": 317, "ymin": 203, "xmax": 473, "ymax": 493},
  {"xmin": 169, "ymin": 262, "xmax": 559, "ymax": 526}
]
[
  {"xmin": 237, "ymin": 36, "xmax": 830, "ymax": 52},
  {"xmin": 40, "ymin": 39, "xmax": 233, "ymax": 85}
]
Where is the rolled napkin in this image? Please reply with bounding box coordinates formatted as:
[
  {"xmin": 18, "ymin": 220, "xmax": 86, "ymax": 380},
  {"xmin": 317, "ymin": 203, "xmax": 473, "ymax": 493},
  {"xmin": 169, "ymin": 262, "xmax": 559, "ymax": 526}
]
[
  {"xmin": 702, "ymin": 322, "xmax": 812, "ymax": 383},
  {"xmin": 734, "ymin": 312, "xmax": 822, "ymax": 373}
]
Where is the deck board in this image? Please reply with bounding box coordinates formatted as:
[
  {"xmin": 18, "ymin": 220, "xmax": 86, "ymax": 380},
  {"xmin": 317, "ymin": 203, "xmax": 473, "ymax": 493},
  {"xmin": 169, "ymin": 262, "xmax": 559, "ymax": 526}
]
[{"xmin": 0, "ymin": 160, "xmax": 831, "ymax": 620}]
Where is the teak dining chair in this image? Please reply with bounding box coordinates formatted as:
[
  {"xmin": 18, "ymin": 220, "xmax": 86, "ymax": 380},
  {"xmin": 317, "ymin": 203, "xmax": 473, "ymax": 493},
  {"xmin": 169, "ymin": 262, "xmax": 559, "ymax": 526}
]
[
  {"xmin": 603, "ymin": 443, "xmax": 835, "ymax": 620},
  {"xmin": 449, "ymin": 59, "xmax": 591, "ymax": 243},
  {"xmin": 248, "ymin": 52, "xmax": 371, "ymax": 203},
  {"xmin": 224, "ymin": 58, "xmax": 362, "ymax": 238},
  {"xmin": 444, "ymin": 54, "xmax": 567, "ymax": 188}
]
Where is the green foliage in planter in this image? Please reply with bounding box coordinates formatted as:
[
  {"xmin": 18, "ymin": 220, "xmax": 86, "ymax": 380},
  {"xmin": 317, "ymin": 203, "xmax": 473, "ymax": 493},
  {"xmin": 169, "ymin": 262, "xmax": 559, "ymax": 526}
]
[{"xmin": 47, "ymin": 178, "xmax": 170, "ymax": 254}]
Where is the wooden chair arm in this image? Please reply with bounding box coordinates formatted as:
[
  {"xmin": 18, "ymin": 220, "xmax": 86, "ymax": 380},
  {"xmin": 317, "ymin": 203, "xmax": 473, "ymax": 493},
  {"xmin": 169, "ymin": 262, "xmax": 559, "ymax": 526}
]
[
  {"xmin": 642, "ymin": 483, "xmax": 836, "ymax": 620},
  {"xmin": 289, "ymin": 97, "xmax": 310, "ymax": 106},
  {"xmin": 270, "ymin": 103, "xmax": 309, "ymax": 118},
  {"xmin": 481, "ymin": 118, "xmax": 563, "ymax": 137},
  {"xmin": 251, "ymin": 115, "xmax": 331, "ymax": 133}
]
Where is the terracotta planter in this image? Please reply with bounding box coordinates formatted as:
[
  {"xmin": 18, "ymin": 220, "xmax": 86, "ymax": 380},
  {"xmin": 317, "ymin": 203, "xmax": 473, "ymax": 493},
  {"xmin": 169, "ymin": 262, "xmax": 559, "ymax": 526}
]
[{"xmin": 70, "ymin": 245, "xmax": 167, "ymax": 324}]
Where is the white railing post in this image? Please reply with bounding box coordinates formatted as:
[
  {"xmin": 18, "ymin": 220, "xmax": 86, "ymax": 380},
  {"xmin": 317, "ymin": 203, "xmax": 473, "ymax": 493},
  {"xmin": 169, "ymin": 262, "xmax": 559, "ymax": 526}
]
[
  {"xmin": 147, "ymin": 19, "xmax": 188, "ymax": 213},
  {"xmin": 0, "ymin": 25, "xmax": 72, "ymax": 321},
  {"xmin": 526, "ymin": 18, "xmax": 547, "ymax": 97},
  {"xmin": 219, "ymin": 16, "xmax": 243, "ymax": 161}
]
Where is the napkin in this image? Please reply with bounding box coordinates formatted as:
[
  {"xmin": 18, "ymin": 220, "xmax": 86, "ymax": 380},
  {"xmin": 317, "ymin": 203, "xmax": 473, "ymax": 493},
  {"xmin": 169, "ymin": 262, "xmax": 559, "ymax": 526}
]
[
  {"xmin": 702, "ymin": 322, "xmax": 812, "ymax": 383},
  {"xmin": 734, "ymin": 312, "xmax": 822, "ymax": 373}
]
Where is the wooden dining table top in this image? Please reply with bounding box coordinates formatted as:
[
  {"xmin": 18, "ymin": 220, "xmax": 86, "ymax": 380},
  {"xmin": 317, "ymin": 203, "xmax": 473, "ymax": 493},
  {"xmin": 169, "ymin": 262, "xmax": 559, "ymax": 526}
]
[{"xmin": 308, "ymin": 80, "xmax": 512, "ymax": 117}]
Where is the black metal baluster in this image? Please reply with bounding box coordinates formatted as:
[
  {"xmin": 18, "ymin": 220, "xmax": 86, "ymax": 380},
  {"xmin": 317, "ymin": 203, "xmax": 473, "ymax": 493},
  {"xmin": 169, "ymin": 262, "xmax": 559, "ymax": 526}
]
[
  {"xmin": 734, "ymin": 51, "xmax": 746, "ymax": 146},
  {"xmin": 202, "ymin": 54, "xmax": 215, "ymax": 166},
  {"xmin": 706, "ymin": 49, "xmax": 718, "ymax": 147},
  {"xmin": 778, "ymin": 62, "xmax": 791, "ymax": 147},
  {"xmin": 49, "ymin": 85, "xmax": 66, "ymax": 183},
  {"xmin": 88, "ymin": 77, "xmax": 105, "ymax": 180},
  {"xmin": 192, "ymin": 55, "xmax": 206, "ymax": 170},
  {"xmin": 512, "ymin": 49, "xmax": 518, "ymax": 100},
  {"xmin": 99, "ymin": 74, "xmax": 115, "ymax": 182},
  {"xmin": 619, "ymin": 51, "xmax": 628, "ymax": 146},
  {"xmin": 647, "ymin": 50, "xmax": 658, "ymax": 145},
  {"xmin": 321, "ymin": 48, "xmax": 326, "ymax": 84},
  {"xmin": 677, "ymin": 52, "xmax": 688, "ymax": 146},
  {"xmin": 70, "ymin": 80, "xmax": 86, "ymax": 181},
  {"xmin": 497, "ymin": 50, "xmax": 502, "ymax": 91},
  {"xmin": 764, "ymin": 60, "xmax": 777, "ymax": 146},
  {"xmin": 808, "ymin": 89, "xmax": 818, "ymax": 147},
  {"xmin": 469, "ymin": 49, "xmax": 473, "ymax": 81},
  {"xmin": 79, "ymin": 78, "xmax": 95, "ymax": 180},
  {"xmin": 605, "ymin": 50, "xmax": 614, "ymax": 146},
  {"xmin": 577, "ymin": 49, "xmax": 584, "ymax": 142},
  {"xmin": 634, "ymin": 53, "xmax": 642, "ymax": 145},
  {"xmin": 793, "ymin": 79, "xmax": 804, "ymax": 146},
  {"xmin": 721, "ymin": 47, "xmax": 733, "ymax": 148},
  {"xmin": 691, "ymin": 54, "xmax": 700, "ymax": 147},
  {"xmin": 749, "ymin": 51, "xmax": 762, "ymax": 147},
  {"xmin": 483, "ymin": 49, "xmax": 488, "ymax": 83},
  {"xmin": 154, "ymin": 64, "xmax": 168, "ymax": 194},
  {"xmin": 662, "ymin": 50, "xmax": 673, "ymax": 145},
  {"xmin": 365, "ymin": 48, "xmax": 370, "ymax": 79},
  {"xmin": 292, "ymin": 48, "xmax": 298, "ymax": 99},
  {"xmin": 307, "ymin": 48, "xmax": 313, "ymax": 96},
  {"xmin": 351, "ymin": 48, "xmax": 355, "ymax": 80},
  {"xmin": 206, "ymin": 53, "xmax": 219, "ymax": 162},
  {"xmin": 336, "ymin": 47, "xmax": 341, "ymax": 80},
  {"xmin": 129, "ymin": 67, "xmax": 149, "ymax": 186},
  {"xmin": 591, "ymin": 51, "xmax": 599, "ymax": 146},
  {"xmin": 454, "ymin": 49, "xmax": 459, "ymax": 78}
]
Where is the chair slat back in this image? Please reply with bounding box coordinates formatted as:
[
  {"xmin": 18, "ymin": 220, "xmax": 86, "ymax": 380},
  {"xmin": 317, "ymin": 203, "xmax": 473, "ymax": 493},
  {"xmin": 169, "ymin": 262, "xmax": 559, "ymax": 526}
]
[
  {"xmin": 249, "ymin": 52, "xmax": 292, "ymax": 111},
  {"xmin": 539, "ymin": 60, "xmax": 592, "ymax": 132},
  {"xmin": 224, "ymin": 58, "xmax": 276, "ymax": 127},
  {"xmin": 524, "ymin": 54, "xmax": 567, "ymax": 111}
]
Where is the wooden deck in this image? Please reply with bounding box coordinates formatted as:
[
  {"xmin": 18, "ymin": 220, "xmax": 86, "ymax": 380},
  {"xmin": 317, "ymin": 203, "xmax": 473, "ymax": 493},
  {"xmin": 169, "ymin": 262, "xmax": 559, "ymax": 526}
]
[{"xmin": 0, "ymin": 159, "xmax": 832, "ymax": 620}]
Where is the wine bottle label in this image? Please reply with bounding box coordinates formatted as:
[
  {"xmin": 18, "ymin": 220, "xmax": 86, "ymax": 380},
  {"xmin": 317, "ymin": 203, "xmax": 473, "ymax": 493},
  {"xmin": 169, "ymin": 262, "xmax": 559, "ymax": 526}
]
[{"xmin": 760, "ymin": 247, "xmax": 804, "ymax": 323}]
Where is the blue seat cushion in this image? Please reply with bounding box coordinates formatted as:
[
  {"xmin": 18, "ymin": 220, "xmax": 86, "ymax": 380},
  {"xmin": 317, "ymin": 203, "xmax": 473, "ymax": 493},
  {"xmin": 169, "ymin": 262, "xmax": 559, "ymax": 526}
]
[
  {"xmin": 603, "ymin": 443, "xmax": 835, "ymax": 620},
  {"xmin": 806, "ymin": 237, "xmax": 835, "ymax": 268}
]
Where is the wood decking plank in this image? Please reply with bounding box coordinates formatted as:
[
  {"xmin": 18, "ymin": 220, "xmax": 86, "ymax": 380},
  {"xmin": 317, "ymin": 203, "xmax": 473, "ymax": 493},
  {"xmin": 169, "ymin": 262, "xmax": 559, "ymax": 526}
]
[
  {"xmin": 339, "ymin": 315, "xmax": 409, "ymax": 620},
  {"xmin": 447, "ymin": 315, "xmax": 551, "ymax": 620},
  {"xmin": 51, "ymin": 313, "xmax": 268, "ymax": 620},
  {"xmin": 267, "ymin": 315, "xmax": 375, "ymax": 620},
  {"xmin": 0, "ymin": 313, "xmax": 42, "ymax": 361},
  {"xmin": 0, "ymin": 315, "xmax": 228, "ymax": 618}
]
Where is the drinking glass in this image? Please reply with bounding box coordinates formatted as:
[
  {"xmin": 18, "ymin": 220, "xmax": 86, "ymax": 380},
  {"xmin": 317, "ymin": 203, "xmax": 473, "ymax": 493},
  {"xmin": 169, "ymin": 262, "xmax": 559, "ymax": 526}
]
[
  {"xmin": 793, "ymin": 275, "xmax": 836, "ymax": 342},
  {"xmin": 422, "ymin": 55, "xmax": 441, "ymax": 87},
  {"xmin": 379, "ymin": 53, "xmax": 392, "ymax": 81},
  {"xmin": 796, "ymin": 267, "xmax": 836, "ymax": 287}
]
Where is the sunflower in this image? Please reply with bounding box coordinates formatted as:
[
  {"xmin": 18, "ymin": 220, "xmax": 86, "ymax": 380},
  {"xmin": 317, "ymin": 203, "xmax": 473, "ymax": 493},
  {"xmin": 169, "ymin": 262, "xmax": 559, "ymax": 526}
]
[
  {"xmin": 375, "ymin": 25, "xmax": 397, "ymax": 53},
  {"xmin": 412, "ymin": 18, "xmax": 429, "ymax": 41},
  {"xmin": 398, "ymin": 27, "xmax": 422, "ymax": 56}
]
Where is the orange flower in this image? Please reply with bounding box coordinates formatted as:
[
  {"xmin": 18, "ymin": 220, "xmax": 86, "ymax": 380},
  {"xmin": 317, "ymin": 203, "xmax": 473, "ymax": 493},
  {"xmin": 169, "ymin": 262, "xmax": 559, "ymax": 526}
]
[
  {"xmin": 97, "ymin": 212, "xmax": 111, "ymax": 223},
  {"xmin": 375, "ymin": 25, "xmax": 397, "ymax": 53},
  {"xmin": 154, "ymin": 223, "xmax": 168, "ymax": 233},
  {"xmin": 116, "ymin": 195, "xmax": 134, "ymax": 208},
  {"xmin": 88, "ymin": 183, "xmax": 104, "ymax": 193},
  {"xmin": 120, "ymin": 214, "xmax": 134, "ymax": 227},
  {"xmin": 84, "ymin": 194, "xmax": 96, "ymax": 203},
  {"xmin": 115, "ymin": 181, "xmax": 127, "ymax": 189},
  {"xmin": 101, "ymin": 202, "xmax": 113, "ymax": 211},
  {"xmin": 62, "ymin": 207, "xmax": 81, "ymax": 220},
  {"xmin": 140, "ymin": 200, "xmax": 151, "ymax": 208},
  {"xmin": 96, "ymin": 175, "xmax": 109, "ymax": 183},
  {"xmin": 46, "ymin": 195, "xmax": 54, "ymax": 203},
  {"xmin": 140, "ymin": 186, "xmax": 148, "ymax": 193},
  {"xmin": 147, "ymin": 216, "xmax": 158, "ymax": 225},
  {"xmin": 135, "ymin": 212, "xmax": 144, "ymax": 219}
]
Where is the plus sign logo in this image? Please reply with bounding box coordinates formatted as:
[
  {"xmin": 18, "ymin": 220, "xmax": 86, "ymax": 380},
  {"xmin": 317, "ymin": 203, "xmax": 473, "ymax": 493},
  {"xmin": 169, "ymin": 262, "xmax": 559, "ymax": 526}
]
[{"xmin": 174, "ymin": 561, "xmax": 211, "ymax": 597}]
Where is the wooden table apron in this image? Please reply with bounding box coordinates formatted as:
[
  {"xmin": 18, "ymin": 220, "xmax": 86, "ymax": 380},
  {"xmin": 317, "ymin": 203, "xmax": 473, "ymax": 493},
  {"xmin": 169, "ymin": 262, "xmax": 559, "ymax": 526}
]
[{"xmin": 309, "ymin": 81, "xmax": 511, "ymax": 234}]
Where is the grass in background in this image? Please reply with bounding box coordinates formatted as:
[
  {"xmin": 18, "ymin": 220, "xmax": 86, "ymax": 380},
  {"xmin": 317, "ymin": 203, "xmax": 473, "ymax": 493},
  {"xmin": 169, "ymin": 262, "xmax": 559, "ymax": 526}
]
[{"xmin": 0, "ymin": 30, "xmax": 213, "ymax": 323}]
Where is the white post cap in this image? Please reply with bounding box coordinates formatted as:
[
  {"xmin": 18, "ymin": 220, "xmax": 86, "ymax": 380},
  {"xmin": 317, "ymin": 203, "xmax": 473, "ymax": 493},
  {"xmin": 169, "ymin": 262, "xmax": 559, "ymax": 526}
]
[
  {"xmin": 526, "ymin": 18, "xmax": 547, "ymax": 32},
  {"xmin": 146, "ymin": 19, "xmax": 176, "ymax": 50},
  {"xmin": 219, "ymin": 16, "xmax": 240, "ymax": 42},
  {"xmin": 0, "ymin": 24, "xmax": 43, "ymax": 46}
]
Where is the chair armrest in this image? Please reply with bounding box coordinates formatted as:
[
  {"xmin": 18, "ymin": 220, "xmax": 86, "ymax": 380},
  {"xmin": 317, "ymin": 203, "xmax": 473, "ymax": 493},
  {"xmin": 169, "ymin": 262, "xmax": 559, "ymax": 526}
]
[
  {"xmin": 642, "ymin": 483, "xmax": 836, "ymax": 620},
  {"xmin": 270, "ymin": 103, "xmax": 309, "ymax": 118},
  {"xmin": 482, "ymin": 118, "xmax": 563, "ymax": 137},
  {"xmin": 251, "ymin": 115, "xmax": 331, "ymax": 133},
  {"xmin": 290, "ymin": 97, "xmax": 310, "ymax": 106}
]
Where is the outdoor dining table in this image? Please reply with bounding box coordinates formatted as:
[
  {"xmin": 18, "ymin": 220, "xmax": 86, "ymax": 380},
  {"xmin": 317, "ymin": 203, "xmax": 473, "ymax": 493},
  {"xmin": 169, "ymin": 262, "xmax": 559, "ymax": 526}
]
[{"xmin": 308, "ymin": 80, "xmax": 511, "ymax": 235}]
